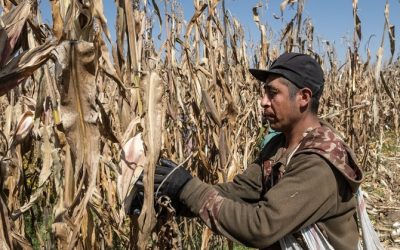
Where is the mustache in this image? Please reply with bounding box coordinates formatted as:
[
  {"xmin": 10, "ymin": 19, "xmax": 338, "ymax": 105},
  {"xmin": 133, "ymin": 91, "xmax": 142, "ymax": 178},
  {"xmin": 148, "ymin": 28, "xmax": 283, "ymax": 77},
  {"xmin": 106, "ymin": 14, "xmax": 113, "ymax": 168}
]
[{"xmin": 262, "ymin": 110, "xmax": 274, "ymax": 117}]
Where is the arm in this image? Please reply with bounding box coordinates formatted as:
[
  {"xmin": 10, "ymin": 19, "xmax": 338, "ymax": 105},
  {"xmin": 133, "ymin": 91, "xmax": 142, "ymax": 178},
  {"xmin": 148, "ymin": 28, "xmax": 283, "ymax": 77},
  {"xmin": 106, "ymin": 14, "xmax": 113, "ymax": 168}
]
[
  {"xmin": 178, "ymin": 163, "xmax": 263, "ymax": 217},
  {"xmin": 179, "ymin": 153, "xmax": 338, "ymax": 248},
  {"xmin": 213, "ymin": 163, "xmax": 264, "ymax": 203}
]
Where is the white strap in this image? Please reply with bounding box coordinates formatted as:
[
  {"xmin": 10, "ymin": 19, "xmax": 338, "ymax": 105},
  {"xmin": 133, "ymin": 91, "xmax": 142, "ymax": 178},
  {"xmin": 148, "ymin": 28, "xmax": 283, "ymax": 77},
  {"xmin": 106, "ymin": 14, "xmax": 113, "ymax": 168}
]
[
  {"xmin": 356, "ymin": 188, "xmax": 385, "ymax": 250},
  {"xmin": 279, "ymin": 224, "xmax": 335, "ymax": 250}
]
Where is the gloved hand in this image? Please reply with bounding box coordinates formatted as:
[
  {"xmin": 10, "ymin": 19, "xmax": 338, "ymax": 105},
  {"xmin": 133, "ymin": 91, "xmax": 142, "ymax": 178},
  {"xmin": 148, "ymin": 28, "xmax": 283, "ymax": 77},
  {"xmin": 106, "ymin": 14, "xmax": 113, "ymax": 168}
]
[
  {"xmin": 154, "ymin": 158, "xmax": 193, "ymax": 200},
  {"xmin": 136, "ymin": 158, "xmax": 192, "ymax": 201}
]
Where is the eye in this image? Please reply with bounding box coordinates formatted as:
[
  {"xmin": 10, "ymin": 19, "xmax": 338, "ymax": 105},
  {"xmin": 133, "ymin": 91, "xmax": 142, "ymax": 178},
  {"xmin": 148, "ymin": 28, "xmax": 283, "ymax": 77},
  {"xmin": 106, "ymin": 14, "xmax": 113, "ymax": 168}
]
[{"xmin": 266, "ymin": 87, "xmax": 278, "ymax": 97}]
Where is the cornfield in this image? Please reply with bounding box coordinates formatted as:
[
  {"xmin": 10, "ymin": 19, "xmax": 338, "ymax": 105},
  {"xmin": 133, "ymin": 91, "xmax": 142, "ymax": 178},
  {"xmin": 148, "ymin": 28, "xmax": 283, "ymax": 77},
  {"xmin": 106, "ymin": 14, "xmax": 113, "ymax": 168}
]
[{"xmin": 0, "ymin": 0, "xmax": 399, "ymax": 249}]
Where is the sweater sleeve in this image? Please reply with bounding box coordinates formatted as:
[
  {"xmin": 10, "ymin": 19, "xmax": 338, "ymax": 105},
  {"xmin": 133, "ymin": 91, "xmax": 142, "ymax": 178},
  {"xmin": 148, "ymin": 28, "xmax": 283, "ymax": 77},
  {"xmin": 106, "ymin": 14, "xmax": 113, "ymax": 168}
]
[
  {"xmin": 213, "ymin": 163, "xmax": 264, "ymax": 203},
  {"xmin": 179, "ymin": 153, "xmax": 338, "ymax": 248}
]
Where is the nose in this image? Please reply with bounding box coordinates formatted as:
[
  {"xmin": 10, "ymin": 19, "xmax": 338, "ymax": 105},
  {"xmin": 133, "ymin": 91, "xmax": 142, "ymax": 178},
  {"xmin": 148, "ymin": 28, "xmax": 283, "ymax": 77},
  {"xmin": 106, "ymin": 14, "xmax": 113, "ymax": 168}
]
[{"xmin": 261, "ymin": 93, "xmax": 271, "ymax": 108}]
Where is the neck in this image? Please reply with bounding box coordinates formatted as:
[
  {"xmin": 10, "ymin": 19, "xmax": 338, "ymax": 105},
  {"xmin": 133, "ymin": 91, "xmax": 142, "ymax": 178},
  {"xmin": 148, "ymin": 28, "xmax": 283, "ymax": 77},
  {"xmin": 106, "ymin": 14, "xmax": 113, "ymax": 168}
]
[{"xmin": 283, "ymin": 115, "xmax": 321, "ymax": 149}]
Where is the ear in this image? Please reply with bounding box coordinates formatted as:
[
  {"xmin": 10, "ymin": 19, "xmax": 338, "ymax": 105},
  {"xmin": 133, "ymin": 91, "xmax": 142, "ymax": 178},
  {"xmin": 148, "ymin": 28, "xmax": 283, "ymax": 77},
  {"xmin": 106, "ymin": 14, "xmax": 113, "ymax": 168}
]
[{"xmin": 297, "ymin": 88, "xmax": 312, "ymax": 109}]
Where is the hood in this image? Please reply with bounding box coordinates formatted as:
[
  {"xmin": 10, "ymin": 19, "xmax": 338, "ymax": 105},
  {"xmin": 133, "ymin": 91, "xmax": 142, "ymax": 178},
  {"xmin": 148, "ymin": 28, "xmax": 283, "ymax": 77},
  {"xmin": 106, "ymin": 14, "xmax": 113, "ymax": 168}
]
[{"xmin": 295, "ymin": 120, "xmax": 363, "ymax": 192}]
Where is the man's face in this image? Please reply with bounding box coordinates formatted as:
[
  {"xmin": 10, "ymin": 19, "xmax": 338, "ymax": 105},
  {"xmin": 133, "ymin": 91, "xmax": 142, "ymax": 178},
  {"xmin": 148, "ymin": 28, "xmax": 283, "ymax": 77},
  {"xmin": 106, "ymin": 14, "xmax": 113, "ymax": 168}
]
[{"xmin": 261, "ymin": 75, "xmax": 301, "ymax": 132}]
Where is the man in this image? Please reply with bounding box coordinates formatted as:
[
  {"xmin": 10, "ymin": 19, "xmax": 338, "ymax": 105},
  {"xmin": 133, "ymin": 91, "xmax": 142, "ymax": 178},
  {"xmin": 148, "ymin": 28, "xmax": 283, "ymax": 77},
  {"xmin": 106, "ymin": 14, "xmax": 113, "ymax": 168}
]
[{"xmin": 138, "ymin": 52, "xmax": 363, "ymax": 249}]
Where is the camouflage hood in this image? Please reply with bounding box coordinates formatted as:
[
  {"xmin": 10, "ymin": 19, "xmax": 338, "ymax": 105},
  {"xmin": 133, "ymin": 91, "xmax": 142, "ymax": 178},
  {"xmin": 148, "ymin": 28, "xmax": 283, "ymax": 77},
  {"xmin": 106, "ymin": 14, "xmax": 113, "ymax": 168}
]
[{"xmin": 294, "ymin": 121, "xmax": 363, "ymax": 192}]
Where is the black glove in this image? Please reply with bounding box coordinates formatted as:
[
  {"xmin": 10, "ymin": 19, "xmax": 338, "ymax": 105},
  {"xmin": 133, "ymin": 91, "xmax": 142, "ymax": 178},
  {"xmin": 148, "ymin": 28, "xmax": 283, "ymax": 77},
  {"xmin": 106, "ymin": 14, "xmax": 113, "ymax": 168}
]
[
  {"xmin": 136, "ymin": 158, "xmax": 192, "ymax": 200},
  {"xmin": 154, "ymin": 158, "xmax": 193, "ymax": 200}
]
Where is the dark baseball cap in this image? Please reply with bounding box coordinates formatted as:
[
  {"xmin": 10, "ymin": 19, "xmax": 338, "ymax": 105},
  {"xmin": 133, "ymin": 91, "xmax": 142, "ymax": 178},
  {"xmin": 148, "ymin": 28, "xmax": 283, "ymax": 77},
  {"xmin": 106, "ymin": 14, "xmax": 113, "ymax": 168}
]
[{"xmin": 249, "ymin": 52, "xmax": 325, "ymax": 98}]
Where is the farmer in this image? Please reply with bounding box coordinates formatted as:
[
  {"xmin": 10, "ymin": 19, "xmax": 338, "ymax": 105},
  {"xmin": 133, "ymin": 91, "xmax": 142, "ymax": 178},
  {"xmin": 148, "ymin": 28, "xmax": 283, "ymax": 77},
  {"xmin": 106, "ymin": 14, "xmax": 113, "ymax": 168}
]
[{"xmin": 138, "ymin": 52, "xmax": 363, "ymax": 249}]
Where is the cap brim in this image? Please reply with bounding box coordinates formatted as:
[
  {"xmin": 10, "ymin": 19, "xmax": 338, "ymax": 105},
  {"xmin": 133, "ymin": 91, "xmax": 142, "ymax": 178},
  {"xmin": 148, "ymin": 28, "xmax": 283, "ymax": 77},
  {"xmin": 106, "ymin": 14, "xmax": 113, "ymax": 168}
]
[
  {"xmin": 249, "ymin": 69, "xmax": 269, "ymax": 82},
  {"xmin": 249, "ymin": 68, "xmax": 284, "ymax": 82}
]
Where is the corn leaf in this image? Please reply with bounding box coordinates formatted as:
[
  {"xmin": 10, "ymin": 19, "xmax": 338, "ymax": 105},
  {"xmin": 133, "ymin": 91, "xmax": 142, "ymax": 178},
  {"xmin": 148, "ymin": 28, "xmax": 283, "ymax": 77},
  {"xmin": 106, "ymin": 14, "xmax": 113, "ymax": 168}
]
[
  {"xmin": 137, "ymin": 71, "xmax": 163, "ymax": 248},
  {"xmin": 0, "ymin": 41, "xmax": 57, "ymax": 96}
]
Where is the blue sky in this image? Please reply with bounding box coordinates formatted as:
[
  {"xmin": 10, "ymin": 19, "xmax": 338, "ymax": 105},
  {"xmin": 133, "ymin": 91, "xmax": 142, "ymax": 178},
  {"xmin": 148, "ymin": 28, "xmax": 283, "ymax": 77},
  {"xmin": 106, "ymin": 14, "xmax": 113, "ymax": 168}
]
[{"xmin": 38, "ymin": 0, "xmax": 399, "ymax": 64}]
